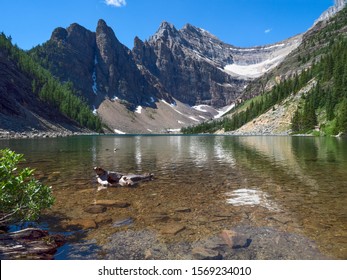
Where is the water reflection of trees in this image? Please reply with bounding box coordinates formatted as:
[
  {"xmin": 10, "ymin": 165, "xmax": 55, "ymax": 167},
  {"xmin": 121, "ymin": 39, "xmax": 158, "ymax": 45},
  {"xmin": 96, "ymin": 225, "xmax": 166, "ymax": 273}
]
[{"xmin": 221, "ymin": 136, "xmax": 347, "ymax": 191}]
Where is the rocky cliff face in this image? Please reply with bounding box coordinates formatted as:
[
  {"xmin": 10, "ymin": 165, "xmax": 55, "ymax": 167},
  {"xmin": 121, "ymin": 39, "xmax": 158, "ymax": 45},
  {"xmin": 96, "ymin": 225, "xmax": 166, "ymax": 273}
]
[
  {"xmin": 133, "ymin": 22, "xmax": 242, "ymax": 107},
  {"xmin": 48, "ymin": 23, "xmax": 97, "ymax": 103},
  {"xmin": 315, "ymin": 0, "xmax": 346, "ymax": 24},
  {"xmin": 31, "ymin": 20, "xmax": 160, "ymax": 109},
  {"xmin": 133, "ymin": 21, "xmax": 301, "ymax": 107}
]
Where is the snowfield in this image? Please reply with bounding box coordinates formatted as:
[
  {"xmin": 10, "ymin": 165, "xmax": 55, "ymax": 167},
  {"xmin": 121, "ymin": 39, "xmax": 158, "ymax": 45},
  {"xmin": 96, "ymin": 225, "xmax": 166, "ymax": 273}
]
[{"xmin": 224, "ymin": 54, "xmax": 286, "ymax": 78}]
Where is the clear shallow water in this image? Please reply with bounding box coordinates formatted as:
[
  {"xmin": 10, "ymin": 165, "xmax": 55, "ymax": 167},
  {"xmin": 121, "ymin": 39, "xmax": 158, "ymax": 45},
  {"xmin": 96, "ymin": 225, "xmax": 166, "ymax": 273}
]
[{"xmin": 1, "ymin": 135, "xmax": 346, "ymax": 259}]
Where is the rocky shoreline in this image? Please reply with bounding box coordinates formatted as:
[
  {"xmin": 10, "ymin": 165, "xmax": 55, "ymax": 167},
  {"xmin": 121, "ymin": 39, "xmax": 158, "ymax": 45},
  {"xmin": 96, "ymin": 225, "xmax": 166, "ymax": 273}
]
[
  {"xmin": 0, "ymin": 129, "xmax": 98, "ymax": 139},
  {"xmin": 223, "ymin": 131, "xmax": 291, "ymax": 136}
]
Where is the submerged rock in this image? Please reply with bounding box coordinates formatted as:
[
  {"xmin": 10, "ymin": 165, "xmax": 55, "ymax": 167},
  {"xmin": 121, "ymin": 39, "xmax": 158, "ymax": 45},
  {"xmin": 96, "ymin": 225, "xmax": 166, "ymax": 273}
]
[
  {"xmin": 192, "ymin": 247, "xmax": 222, "ymax": 260},
  {"xmin": 65, "ymin": 219, "xmax": 97, "ymax": 230},
  {"xmin": 94, "ymin": 200, "xmax": 130, "ymax": 208},
  {"xmin": 84, "ymin": 205, "xmax": 107, "ymax": 214},
  {"xmin": 174, "ymin": 207, "xmax": 191, "ymax": 213},
  {"xmin": 112, "ymin": 217, "xmax": 134, "ymax": 228},
  {"xmin": 151, "ymin": 213, "xmax": 170, "ymax": 223},
  {"xmin": 160, "ymin": 224, "xmax": 186, "ymax": 235},
  {"xmin": 94, "ymin": 216, "xmax": 112, "ymax": 226}
]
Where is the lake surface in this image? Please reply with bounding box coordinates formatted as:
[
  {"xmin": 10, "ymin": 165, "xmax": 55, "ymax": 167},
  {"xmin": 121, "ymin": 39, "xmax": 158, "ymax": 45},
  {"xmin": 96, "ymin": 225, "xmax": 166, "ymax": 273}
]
[{"xmin": 1, "ymin": 135, "xmax": 346, "ymax": 259}]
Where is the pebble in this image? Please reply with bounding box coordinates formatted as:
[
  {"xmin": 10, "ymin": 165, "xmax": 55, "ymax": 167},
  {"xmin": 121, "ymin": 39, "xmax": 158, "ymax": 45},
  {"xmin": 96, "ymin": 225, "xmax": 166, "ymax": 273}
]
[
  {"xmin": 174, "ymin": 207, "xmax": 192, "ymax": 213},
  {"xmin": 151, "ymin": 214, "xmax": 170, "ymax": 223}
]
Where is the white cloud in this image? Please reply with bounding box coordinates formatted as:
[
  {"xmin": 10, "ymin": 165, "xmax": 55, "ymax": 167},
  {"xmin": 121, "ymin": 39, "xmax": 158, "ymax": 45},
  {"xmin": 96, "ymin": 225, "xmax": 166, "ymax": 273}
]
[
  {"xmin": 104, "ymin": 0, "xmax": 127, "ymax": 7},
  {"xmin": 264, "ymin": 28, "xmax": 272, "ymax": 34}
]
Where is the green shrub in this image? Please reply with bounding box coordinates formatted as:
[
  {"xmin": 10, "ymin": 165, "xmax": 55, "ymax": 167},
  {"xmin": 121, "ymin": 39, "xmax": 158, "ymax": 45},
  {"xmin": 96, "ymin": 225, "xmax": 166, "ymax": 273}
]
[{"xmin": 0, "ymin": 149, "xmax": 54, "ymax": 226}]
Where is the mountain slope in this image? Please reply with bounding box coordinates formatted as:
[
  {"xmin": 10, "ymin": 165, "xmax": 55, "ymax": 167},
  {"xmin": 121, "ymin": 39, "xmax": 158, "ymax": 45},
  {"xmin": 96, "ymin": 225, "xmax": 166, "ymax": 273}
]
[
  {"xmin": 236, "ymin": 5, "xmax": 347, "ymax": 136},
  {"xmin": 133, "ymin": 21, "xmax": 300, "ymax": 107},
  {"xmin": 0, "ymin": 33, "xmax": 101, "ymax": 137},
  {"xmin": 183, "ymin": 6, "xmax": 347, "ymax": 136}
]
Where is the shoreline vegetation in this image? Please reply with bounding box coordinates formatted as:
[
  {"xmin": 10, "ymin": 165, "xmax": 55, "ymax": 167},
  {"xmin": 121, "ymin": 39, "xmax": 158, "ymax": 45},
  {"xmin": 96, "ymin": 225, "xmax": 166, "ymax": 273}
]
[{"xmin": 0, "ymin": 149, "xmax": 65, "ymax": 259}]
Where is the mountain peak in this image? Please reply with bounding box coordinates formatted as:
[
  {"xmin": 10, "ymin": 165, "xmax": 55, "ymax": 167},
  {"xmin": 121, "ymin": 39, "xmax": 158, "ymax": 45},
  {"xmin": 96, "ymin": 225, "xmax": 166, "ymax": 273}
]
[
  {"xmin": 159, "ymin": 21, "xmax": 177, "ymax": 31},
  {"xmin": 66, "ymin": 23, "xmax": 90, "ymax": 35},
  {"xmin": 51, "ymin": 27, "xmax": 68, "ymax": 42},
  {"xmin": 181, "ymin": 23, "xmax": 200, "ymax": 34},
  {"xmin": 97, "ymin": 19, "xmax": 108, "ymax": 28},
  {"xmin": 96, "ymin": 18, "xmax": 121, "ymax": 45},
  {"xmin": 181, "ymin": 23, "xmax": 220, "ymax": 41},
  {"xmin": 150, "ymin": 21, "xmax": 180, "ymax": 43}
]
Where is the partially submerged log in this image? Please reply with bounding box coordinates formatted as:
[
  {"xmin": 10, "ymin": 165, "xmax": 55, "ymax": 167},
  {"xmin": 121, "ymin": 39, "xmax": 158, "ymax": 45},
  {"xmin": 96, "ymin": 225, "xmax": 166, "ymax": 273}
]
[
  {"xmin": 0, "ymin": 228, "xmax": 65, "ymax": 259},
  {"xmin": 94, "ymin": 167, "xmax": 154, "ymax": 187}
]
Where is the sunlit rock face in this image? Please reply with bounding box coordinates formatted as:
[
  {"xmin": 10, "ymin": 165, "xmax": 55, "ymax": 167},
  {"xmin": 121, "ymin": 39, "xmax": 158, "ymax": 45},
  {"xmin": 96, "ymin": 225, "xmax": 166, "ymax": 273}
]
[
  {"xmin": 314, "ymin": 0, "xmax": 347, "ymax": 24},
  {"xmin": 133, "ymin": 21, "xmax": 301, "ymax": 107},
  {"xmin": 34, "ymin": 20, "xmax": 161, "ymax": 109}
]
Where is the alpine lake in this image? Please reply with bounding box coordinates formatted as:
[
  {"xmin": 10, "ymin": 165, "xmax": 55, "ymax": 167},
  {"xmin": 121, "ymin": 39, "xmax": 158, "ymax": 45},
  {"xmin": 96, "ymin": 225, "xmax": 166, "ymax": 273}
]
[{"xmin": 1, "ymin": 135, "xmax": 346, "ymax": 260}]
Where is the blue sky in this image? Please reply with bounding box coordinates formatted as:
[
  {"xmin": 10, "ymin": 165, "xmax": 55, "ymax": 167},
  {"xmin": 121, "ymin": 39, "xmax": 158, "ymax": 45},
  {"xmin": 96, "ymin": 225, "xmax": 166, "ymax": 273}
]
[{"xmin": 1, "ymin": 0, "xmax": 334, "ymax": 50}]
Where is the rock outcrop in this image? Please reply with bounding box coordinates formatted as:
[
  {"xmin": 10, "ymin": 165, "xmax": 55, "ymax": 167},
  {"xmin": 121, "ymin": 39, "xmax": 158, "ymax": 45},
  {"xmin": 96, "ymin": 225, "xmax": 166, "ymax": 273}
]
[
  {"xmin": 315, "ymin": 0, "xmax": 347, "ymax": 24},
  {"xmin": 31, "ymin": 20, "xmax": 161, "ymax": 109}
]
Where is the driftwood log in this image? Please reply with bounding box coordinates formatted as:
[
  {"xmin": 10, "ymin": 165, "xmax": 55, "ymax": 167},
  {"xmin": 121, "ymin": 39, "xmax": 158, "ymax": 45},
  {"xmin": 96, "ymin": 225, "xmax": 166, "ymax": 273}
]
[
  {"xmin": 94, "ymin": 167, "xmax": 154, "ymax": 187},
  {"xmin": 0, "ymin": 228, "xmax": 65, "ymax": 259}
]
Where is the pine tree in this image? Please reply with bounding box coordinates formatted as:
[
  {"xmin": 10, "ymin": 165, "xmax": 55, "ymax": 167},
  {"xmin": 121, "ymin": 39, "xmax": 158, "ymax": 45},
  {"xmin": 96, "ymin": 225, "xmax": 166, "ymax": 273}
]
[
  {"xmin": 336, "ymin": 98, "xmax": 347, "ymax": 133},
  {"xmin": 291, "ymin": 109, "xmax": 301, "ymax": 132}
]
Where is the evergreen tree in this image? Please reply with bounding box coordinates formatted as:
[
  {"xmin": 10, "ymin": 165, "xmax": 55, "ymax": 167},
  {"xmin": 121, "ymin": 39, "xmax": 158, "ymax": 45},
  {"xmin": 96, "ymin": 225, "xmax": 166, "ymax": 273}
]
[
  {"xmin": 336, "ymin": 98, "xmax": 347, "ymax": 133},
  {"xmin": 291, "ymin": 109, "xmax": 301, "ymax": 132}
]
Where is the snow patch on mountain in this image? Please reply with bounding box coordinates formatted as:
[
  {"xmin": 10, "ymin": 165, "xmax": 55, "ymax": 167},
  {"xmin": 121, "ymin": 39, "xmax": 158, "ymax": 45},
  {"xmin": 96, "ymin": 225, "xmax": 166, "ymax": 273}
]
[
  {"xmin": 224, "ymin": 54, "xmax": 287, "ymax": 78},
  {"xmin": 135, "ymin": 106, "xmax": 143, "ymax": 114},
  {"xmin": 92, "ymin": 106, "xmax": 98, "ymax": 115},
  {"xmin": 214, "ymin": 104, "xmax": 235, "ymax": 119},
  {"xmin": 114, "ymin": 129, "xmax": 126, "ymax": 134}
]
